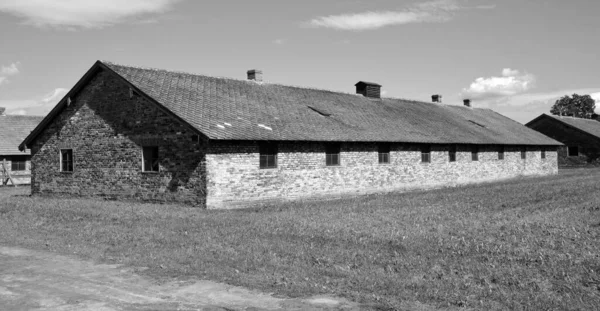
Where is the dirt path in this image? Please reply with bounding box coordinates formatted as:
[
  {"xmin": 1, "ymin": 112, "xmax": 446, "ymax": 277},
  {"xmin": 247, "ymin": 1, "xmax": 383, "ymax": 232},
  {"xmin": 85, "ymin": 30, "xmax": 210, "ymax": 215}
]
[{"xmin": 0, "ymin": 246, "xmax": 362, "ymax": 311}]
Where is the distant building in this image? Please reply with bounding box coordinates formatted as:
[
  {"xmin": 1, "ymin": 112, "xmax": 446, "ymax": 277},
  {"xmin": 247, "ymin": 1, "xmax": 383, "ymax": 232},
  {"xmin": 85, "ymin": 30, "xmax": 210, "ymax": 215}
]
[
  {"xmin": 0, "ymin": 108, "xmax": 44, "ymax": 185},
  {"xmin": 527, "ymin": 114, "xmax": 600, "ymax": 167},
  {"xmin": 20, "ymin": 61, "xmax": 560, "ymax": 208}
]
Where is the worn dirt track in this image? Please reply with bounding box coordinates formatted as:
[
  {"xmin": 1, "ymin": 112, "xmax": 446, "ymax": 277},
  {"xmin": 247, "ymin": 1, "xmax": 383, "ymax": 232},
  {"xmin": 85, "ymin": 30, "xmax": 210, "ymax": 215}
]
[{"xmin": 0, "ymin": 246, "xmax": 363, "ymax": 311}]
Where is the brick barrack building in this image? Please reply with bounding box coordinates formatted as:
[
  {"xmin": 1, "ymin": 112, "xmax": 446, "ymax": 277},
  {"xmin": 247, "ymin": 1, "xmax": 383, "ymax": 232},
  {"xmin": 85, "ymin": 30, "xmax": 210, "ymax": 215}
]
[
  {"xmin": 20, "ymin": 61, "xmax": 561, "ymax": 208},
  {"xmin": 527, "ymin": 114, "xmax": 600, "ymax": 167},
  {"xmin": 0, "ymin": 108, "xmax": 43, "ymax": 185}
]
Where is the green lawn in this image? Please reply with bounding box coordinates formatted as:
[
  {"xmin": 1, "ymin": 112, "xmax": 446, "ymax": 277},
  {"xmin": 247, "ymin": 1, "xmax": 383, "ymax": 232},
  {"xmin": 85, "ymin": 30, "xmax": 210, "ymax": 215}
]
[{"xmin": 1, "ymin": 170, "xmax": 600, "ymax": 310}]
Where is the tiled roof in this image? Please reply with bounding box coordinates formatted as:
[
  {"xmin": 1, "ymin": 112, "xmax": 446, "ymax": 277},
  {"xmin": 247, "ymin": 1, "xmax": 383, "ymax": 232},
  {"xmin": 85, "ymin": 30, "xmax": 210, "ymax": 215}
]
[
  {"xmin": 533, "ymin": 114, "xmax": 600, "ymax": 139},
  {"xmin": 0, "ymin": 115, "xmax": 43, "ymax": 155},
  {"xmin": 103, "ymin": 62, "xmax": 559, "ymax": 145},
  {"xmin": 21, "ymin": 61, "xmax": 562, "ymax": 149}
]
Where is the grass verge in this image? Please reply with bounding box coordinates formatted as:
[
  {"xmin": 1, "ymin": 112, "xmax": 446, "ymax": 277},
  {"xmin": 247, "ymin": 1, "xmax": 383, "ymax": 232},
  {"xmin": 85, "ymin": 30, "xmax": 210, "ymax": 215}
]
[{"xmin": 1, "ymin": 170, "xmax": 600, "ymax": 310}]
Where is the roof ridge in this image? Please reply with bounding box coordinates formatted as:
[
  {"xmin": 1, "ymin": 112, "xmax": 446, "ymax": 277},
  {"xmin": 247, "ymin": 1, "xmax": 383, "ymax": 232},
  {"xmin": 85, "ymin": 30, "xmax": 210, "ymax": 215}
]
[
  {"xmin": 100, "ymin": 60, "xmax": 476, "ymax": 109},
  {"xmin": 547, "ymin": 113, "xmax": 599, "ymax": 122}
]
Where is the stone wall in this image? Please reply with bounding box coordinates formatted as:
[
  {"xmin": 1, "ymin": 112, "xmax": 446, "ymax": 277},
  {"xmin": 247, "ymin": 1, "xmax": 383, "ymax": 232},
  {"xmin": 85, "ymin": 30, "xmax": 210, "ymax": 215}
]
[
  {"xmin": 29, "ymin": 69, "xmax": 207, "ymax": 205},
  {"xmin": 206, "ymin": 141, "xmax": 558, "ymax": 209},
  {"xmin": 0, "ymin": 155, "xmax": 32, "ymax": 185}
]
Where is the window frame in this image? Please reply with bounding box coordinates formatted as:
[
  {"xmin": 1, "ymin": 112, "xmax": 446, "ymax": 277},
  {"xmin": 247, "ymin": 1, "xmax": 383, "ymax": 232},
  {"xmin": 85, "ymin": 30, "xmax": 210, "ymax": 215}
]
[
  {"xmin": 60, "ymin": 149, "xmax": 74, "ymax": 172},
  {"xmin": 259, "ymin": 142, "xmax": 278, "ymax": 169},
  {"xmin": 448, "ymin": 145, "xmax": 457, "ymax": 162},
  {"xmin": 142, "ymin": 146, "xmax": 160, "ymax": 173},
  {"xmin": 10, "ymin": 155, "xmax": 27, "ymax": 171},
  {"xmin": 498, "ymin": 146, "xmax": 505, "ymax": 160},
  {"xmin": 541, "ymin": 148, "xmax": 546, "ymax": 159},
  {"xmin": 471, "ymin": 145, "xmax": 479, "ymax": 161},
  {"xmin": 421, "ymin": 145, "xmax": 431, "ymax": 163},
  {"xmin": 567, "ymin": 146, "xmax": 579, "ymax": 157},
  {"xmin": 378, "ymin": 143, "xmax": 391, "ymax": 164},
  {"xmin": 521, "ymin": 146, "xmax": 527, "ymax": 160},
  {"xmin": 325, "ymin": 143, "xmax": 341, "ymax": 166}
]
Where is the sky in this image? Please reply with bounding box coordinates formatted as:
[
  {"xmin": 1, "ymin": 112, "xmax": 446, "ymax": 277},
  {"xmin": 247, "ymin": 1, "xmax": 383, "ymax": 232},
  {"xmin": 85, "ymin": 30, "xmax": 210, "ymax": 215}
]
[{"xmin": 0, "ymin": 0, "xmax": 599, "ymax": 123}]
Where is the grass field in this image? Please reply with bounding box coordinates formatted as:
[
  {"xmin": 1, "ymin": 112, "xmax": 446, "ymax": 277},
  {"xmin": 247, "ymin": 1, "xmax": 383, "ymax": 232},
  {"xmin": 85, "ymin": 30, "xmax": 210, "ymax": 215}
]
[{"xmin": 1, "ymin": 169, "xmax": 600, "ymax": 310}]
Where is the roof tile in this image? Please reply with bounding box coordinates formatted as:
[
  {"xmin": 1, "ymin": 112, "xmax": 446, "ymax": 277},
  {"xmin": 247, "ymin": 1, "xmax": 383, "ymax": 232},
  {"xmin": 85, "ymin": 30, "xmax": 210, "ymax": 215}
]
[{"xmin": 0, "ymin": 115, "xmax": 43, "ymax": 155}]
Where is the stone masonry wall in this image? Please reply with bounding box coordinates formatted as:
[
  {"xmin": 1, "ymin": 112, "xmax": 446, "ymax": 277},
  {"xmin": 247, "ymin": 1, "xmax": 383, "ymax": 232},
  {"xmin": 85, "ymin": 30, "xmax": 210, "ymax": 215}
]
[
  {"xmin": 206, "ymin": 141, "xmax": 558, "ymax": 209},
  {"xmin": 30, "ymin": 69, "xmax": 207, "ymax": 205}
]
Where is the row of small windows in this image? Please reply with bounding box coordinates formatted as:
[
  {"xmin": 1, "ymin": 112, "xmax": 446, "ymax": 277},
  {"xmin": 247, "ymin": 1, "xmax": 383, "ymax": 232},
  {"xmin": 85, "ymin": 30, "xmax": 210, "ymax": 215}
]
[
  {"xmin": 259, "ymin": 143, "xmax": 548, "ymax": 169},
  {"xmin": 421, "ymin": 145, "xmax": 545, "ymax": 163},
  {"xmin": 57, "ymin": 144, "xmax": 550, "ymax": 172}
]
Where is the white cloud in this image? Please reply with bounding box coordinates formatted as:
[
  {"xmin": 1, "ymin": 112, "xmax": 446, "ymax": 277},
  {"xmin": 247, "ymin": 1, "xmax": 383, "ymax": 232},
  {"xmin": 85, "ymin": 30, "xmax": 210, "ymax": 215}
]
[
  {"xmin": 1, "ymin": 62, "xmax": 20, "ymax": 75},
  {"xmin": 0, "ymin": 61, "xmax": 20, "ymax": 86},
  {"xmin": 591, "ymin": 92, "xmax": 600, "ymax": 104},
  {"xmin": 273, "ymin": 39, "xmax": 285, "ymax": 45},
  {"xmin": 41, "ymin": 88, "xmax": 68, "ymax": 104},
  {"xmin": 0, "ymin": 0, "xmax": 182, "ymax": 29},
  {"xmin": 305, "ymin": 0, "xmax": 492, "ymax": 31},
  {"xmin": 1, "ymin": 88, "xmax": 68, "ymax": 115},
  {"xmin": 461, "ymin": 68, "xmax": 535, "ymax": 100}
]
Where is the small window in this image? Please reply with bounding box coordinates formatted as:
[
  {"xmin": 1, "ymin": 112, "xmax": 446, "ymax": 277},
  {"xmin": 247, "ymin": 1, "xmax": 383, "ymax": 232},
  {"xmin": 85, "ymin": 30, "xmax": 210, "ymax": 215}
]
[
  {"xmin": 449, "ymin": 145, "xmax": 456, "ymax": 162},
  {"xmin": 378, "ymin": 143, "xmax": 390, "ymax": 164},
  {"xmin": 421, "ymin": 145, "xmax": 431, "ymax": 163},
  {"xmin": 259, "ymin": 142, "xmax": 278, "ymax": 169},
  {"xmin": 326, "ymin": 143, "xmax": 341, "ymax": 166},
  {"xmin": 143, "ymin": 146, "xmax": 159, "ymax": 172},
  {"xmin": 498, "ymin": 146, "xmax": 505, "ymax": 160},
  {"xmin": 521, "ymin": 146, "xmax": 527, "ymax": 159},
  {"xmin": 541, "ymin": 148, "xmax": 546, "ymax": 159},
  {"xmin": 60, "ymin": 149, "xmax": 73, "ymax": 172},
  {"xmin": 471, "ymin": 145, "xmax": 479, "ymax": 161},
  {"xmin": 11, "ymin": 156, "xmax": 27, "ymax": 171},
  {"xmin": 568, "ymin": 146, "xmax": 579, "ymax": 157}
]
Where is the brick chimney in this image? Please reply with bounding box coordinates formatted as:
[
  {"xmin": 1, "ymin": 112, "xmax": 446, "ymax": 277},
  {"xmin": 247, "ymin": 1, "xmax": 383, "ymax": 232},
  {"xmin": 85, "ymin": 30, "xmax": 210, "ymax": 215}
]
[
  {"xmin": 0, "ymin": 107, "xmax": 5, "ymax": 116},
  {"xmin": 355, "ymin": 81, "xmax": 382, "ymax": 99},
  {"xmin": 247, "ymin": 69, "xmax": 263, "ymax": 82},
  {"xmin": 463, "ymin": 99, "xmax": 471, "ymax": 107},
  {"xmin": 432, "ymin": 95, "xmax": 442, "ymax": 103}
]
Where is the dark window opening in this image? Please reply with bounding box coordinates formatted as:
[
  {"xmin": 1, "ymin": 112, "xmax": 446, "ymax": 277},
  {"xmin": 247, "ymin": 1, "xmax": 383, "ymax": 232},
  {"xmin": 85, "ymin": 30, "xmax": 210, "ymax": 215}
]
[
  {"xmin": 143, "ymin": 146, "xmax": 159, "ymax": 172},
  {"xmin": 471, "ymin": 146, "xmax": 479, "ymax": 161},
  {"xmin": 326, "ymin": 143, "xmax": 340, "ymax": 166},
  {"xmin": 60, "ymin": 149, "xmax": 73, "ymax": 172},
  {"xmin": 259, "ymin": 143, "xmax": 278, "ymax": 169},
  {"xmin": 378, "ymin": 143, "xmax": 390, "ymax": 164},
  {"xmin": 541, "ymin": 148, "xmax": 546, "ymax": 159},
  {"xmin": 11, "ymin": 156, "xmax": 27, "ymax": 171},
  {"xmin": 498, "ymin": 146, "xmax": 505, "ymax": 160},
  {"xmin": 191, "ymin": 135, "xmax": 200, "ymax": 142},
  {"xmin": 521, "ymin": 147, "xmax": 527, "ymax": 159},
  {"xmin": 449, "ymin": 145, "xmax": 456, "ymax": 162},
  {"xmin": 568, "ymin": 146, "xmax": 579, "ymax": 157},
  {"xmin": 421, "ymin": 145, "xmax": 431, "ymax": 163}
]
